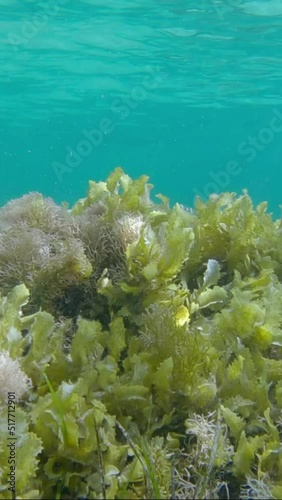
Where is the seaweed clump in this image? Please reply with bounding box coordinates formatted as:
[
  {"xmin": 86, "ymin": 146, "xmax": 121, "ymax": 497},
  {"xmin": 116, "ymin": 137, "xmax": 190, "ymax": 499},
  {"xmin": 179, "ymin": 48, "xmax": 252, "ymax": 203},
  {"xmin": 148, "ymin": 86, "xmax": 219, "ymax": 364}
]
[
  {"xmin": 1, "ymin": 168, "xmax": 282, "ymax": 499},
  {"xmin": 0, "ymin": 193, "xmax": 92, "ymax": 315}
]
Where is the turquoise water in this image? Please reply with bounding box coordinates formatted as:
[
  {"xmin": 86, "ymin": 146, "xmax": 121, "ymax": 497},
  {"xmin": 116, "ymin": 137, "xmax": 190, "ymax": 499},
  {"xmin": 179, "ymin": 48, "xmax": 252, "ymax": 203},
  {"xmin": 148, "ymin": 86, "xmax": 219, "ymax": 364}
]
[{"xmin": 1, "ymin": 0, "xmax": 282, "ymax": 215}]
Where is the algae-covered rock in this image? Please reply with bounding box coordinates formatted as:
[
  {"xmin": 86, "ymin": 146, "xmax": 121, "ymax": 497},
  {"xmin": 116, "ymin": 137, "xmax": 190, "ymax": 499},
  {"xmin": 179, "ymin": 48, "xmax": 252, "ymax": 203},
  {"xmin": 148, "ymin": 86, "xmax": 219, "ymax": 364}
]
[{"xmin": 0, "ymin": 168, "xmax": 282, "ymax": 498}]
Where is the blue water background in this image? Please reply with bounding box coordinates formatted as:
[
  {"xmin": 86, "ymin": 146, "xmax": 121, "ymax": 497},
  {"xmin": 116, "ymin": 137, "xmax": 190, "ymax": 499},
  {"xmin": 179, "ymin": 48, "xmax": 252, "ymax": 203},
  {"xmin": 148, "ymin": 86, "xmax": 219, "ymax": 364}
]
[{"xmin": 1, "ymin": 0, "xmax": 282, "ymax": 216}]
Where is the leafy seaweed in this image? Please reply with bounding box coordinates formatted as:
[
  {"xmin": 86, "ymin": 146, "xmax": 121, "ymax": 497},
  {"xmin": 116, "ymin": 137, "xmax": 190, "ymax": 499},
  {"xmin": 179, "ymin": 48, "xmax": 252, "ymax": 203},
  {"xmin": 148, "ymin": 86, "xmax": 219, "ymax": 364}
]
[{"xmin": 1, "ymin": 168, "xmax": 282, "ymax": 498}]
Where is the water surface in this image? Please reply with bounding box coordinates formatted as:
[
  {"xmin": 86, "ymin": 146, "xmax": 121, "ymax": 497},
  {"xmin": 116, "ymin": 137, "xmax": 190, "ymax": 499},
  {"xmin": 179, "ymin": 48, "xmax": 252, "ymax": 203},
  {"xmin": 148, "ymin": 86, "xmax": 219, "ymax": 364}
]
[{"xmin": 1, "ymin": 0, "xmax": 282, "ymax": 215}]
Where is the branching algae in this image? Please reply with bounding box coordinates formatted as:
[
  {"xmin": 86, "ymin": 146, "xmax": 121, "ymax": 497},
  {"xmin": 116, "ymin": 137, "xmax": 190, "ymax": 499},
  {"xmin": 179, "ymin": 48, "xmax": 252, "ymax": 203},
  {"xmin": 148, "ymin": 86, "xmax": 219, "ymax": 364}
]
[{"xmin": 0, "ymin": 167, "xmax": 282, "ymax": 498}]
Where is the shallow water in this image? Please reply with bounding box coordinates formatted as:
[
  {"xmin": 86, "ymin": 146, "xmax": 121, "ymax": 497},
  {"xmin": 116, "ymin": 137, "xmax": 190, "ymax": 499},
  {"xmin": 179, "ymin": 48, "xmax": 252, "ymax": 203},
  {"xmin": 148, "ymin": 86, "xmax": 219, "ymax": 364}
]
[{"xmin": 1, "ymin": 0, "xmax": 282, "ymax": 215}]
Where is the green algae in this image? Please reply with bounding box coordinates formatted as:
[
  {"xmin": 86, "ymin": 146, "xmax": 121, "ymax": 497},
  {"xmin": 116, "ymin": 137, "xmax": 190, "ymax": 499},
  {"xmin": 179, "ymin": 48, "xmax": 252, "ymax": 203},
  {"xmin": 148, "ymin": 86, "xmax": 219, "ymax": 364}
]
[{"xmin": 0, "ymin": 168, "xmax": 282, "ymax": 498}]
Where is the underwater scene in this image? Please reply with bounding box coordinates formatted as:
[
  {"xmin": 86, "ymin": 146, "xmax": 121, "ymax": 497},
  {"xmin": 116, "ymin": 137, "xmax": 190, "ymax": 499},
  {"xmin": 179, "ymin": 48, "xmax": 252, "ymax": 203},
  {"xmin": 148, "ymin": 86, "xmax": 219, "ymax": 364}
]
[{"xmin": 1, "ymin": 0, "xmax": 282, "ymax": 498}]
